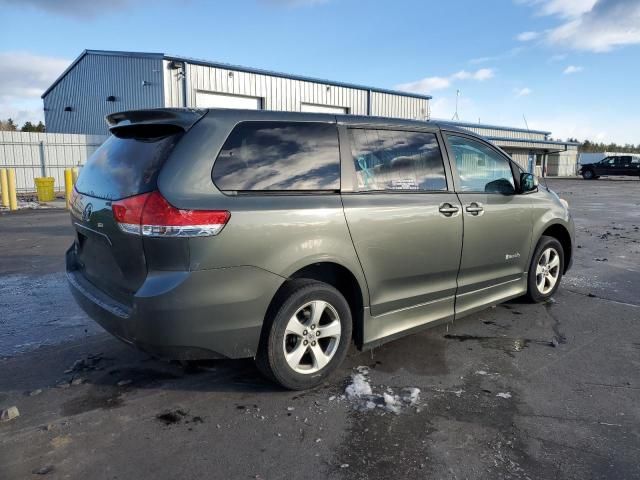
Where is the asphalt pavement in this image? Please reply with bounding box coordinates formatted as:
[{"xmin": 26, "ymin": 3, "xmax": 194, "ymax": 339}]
[{"xmin": 0, "ymin": 178, "xmax": 639, "ymax": 479}]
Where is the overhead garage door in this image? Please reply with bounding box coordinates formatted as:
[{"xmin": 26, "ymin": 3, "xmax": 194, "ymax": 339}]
[
  {"xmin": 195, "ymin": 91, "xmax": 262, "ymax": 110},
  {"xmin": 300, "ymin": 103, "xmax": 348, "ymax": 114}
]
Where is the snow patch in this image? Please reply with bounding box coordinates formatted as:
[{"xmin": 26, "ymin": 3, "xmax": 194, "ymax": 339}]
[
  {"xmin": 342, "ymin": 367, "xmax": 421, "ymax": 414},
  {"xmin": 496, "ymin": 392, "xmax": 512, "ymax": 399},
  {"xmin": 345, "ymin": 373, "xmax": 372, "ymax": 398}
]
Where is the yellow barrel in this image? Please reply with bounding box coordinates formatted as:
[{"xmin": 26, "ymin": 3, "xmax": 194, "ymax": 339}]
[
  {"xmin": 0, "ymin": 169, "xmax": 9, "ymax": 207},
  {"xmin": 64, "ymin": 169, "xmax": 73, "ymax": 209},
  {"xmin": 34, "ymin": 177, "xmax": 56, "ymax": 202},
  {"xmin": 7, "ymin": 169, "xmax": 18, "ymax": 211}
]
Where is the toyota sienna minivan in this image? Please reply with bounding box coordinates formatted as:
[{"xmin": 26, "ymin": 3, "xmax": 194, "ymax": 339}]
[{"xmin": 67, "ymin": 108, "xmax": 574, "ymax": 390}]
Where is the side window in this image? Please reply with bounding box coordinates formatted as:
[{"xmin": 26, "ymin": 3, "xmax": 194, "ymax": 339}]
[
  {"xmin": 446, "ymin": 134, "xmax": 515, "ymax": 194},
  {"xmin": 348, "ymin": 129, "xmax": 447, "ymax": 192},
  {"xmin": 212, "ymin": 122, "xmax": 340, "ymax": 191}
]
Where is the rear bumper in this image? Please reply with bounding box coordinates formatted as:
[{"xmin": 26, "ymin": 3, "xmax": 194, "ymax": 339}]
[{"xmin": 66, "ymin": 247, "xmax": 284, "ymax": 360}]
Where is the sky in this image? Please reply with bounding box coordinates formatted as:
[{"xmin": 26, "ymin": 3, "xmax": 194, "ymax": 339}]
[{"xmin": 0, "ymin": 0, "xmax": 639, "ymax": 143}]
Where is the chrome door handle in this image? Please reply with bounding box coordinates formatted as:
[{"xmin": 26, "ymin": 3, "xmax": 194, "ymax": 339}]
[
  {"xmin": 465, "ymin": 202, "xmax": 484, "ymax": 215},
  {"xmin": 438, "ymin": 203, "xmax": 460, "ymax": 217}
]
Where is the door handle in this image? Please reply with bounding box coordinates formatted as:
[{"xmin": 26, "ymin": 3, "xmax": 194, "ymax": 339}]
[
  {"xmin": 465, "ymin": 202, "xmax": 484, "ymax": 215},
  {"xmin": 438, "ymin": 203, "xmax": 460, "ymax": 217}
]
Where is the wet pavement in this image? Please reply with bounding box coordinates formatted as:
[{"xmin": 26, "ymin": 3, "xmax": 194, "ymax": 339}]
[{"xmin": 0, "ymin": 178, "xmax": 639, "ymax": 479}]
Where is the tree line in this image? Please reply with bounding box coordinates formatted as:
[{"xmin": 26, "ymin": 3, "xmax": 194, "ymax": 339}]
[
  {"xmin": 564, "ymin": 138, "xmax": 640, "ymax": 154},
  {"xmin": 0, "ymin": 118, "xmax": 46, "ymax": 132}
]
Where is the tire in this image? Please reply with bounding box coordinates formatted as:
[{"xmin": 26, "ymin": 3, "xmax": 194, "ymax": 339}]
[
  {"xmin": 256, "ymin": 279, "xmax": 352, "ymax": 390},
  {"xmin": 526, "ymin": 236, "xmax": 565, "ymax": 303},
  {"xmin": 582, "ymin": 169, "xmax": 595, "ymax": 180}
]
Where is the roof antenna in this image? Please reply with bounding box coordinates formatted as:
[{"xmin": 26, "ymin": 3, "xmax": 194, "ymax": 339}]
[
  {"xmin": 523, "ymin": 114, "xmax": 530, "ymax": 131},
  {"xmin": 452, "ymin": 89, "xmax": 460, "ymax": 121}
]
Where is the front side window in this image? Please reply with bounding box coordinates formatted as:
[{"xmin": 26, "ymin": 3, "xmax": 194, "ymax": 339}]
[
  {"xmin": 348, "ymin": 129, "xmax": 447, "ymax": 192},
  {"xmin": 446, "ymin": 134, "xmax": 515, "ymax": 194},
  {"xmin": 213, "ymin": 122, "xmax": 340, "ymax": 192}
]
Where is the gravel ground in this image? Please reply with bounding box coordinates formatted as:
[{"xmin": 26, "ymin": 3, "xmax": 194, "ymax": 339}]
[{"xmin": 0, "ymin": 178, "xmax": 639, "ymax": 480}]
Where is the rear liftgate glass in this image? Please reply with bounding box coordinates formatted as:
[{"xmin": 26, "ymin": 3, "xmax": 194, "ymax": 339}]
[{"xmin": 70, "ymin": 109, "xmax": 222, "ymax": 303}]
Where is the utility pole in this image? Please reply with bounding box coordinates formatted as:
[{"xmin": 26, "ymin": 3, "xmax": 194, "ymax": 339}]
[{"xmin": 452, "ymin": 89, "xmax": 460, "ymax": 121}]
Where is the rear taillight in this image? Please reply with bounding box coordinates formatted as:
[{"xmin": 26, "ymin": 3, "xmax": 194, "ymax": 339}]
[{"xmin": 112, "ymin": 191, "xmax": 230, "ymax": 237}]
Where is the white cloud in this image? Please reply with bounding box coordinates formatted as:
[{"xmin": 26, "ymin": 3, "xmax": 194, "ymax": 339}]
[
  {"xmin": 563, "ymin": 64, "xmax": 583, "ymax": 74},
  {"xmin": 517, "ymin": 31, "xmax": 541, "ymax": 41},
  {"xmin": 469, "ymin": 47, "xmax": 524, "ymax": 64},
  {"xmin": 396, "ymin": 68, "xmax": 494, "ymax": 94},
  {"xmin": 514, "ymin": 87, "xmax": 533, "ymax": 96},
  {"xmin": 519, "ymin": 0, "xmax": 598, "ymax": 17},
  {"xmin": 0, "ymin": 51, "xmax": 69, "ymax": 124},
  {"xmin": 519, "ymin": 0, "xmax": 640, "ymax": 52}
]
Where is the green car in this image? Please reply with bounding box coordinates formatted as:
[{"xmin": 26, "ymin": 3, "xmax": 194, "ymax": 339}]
[{"xmin": 66, "ymin": 108, "xmax": 574, "ymax": 390}]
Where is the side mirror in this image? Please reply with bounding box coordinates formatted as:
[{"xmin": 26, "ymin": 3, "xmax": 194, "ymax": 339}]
[{"xmin": 520, "ymin": 173, "xmax": 538, "ymax": 193}]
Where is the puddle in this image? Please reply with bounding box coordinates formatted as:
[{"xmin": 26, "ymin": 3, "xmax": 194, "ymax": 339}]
[
  {"xmin": 443, "ymin": 334, "xmax": 555, "ymax": 355},
  {"xmin": 359, "ymin": 332, "xmax": 448, "ymax": 375},
  {"xmin": 0, "ymin": 273, "xmax": 101, "ymax": 357}
]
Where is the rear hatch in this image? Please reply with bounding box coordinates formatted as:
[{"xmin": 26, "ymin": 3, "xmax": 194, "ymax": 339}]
[{"xmin": 69, "ymin": 109, "xmax": 205, "ymax": 305}]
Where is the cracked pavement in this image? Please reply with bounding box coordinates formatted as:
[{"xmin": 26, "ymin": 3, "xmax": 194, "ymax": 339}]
[{"xmin": 1, "ymin": 178, "xmax": 639, "ymax": 479}]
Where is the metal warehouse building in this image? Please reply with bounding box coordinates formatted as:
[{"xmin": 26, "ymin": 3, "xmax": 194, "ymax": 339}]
[{"xmin": 42, "ymin": 49, "xmax": 577, "ymax": 176}]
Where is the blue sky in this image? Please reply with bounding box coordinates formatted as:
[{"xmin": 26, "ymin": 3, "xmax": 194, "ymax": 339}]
[{"xmin": 0, "ymin": 0, "xmax": 639, "ymax": 143}]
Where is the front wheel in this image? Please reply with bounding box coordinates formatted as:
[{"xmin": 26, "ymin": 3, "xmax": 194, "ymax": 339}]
[
  {"xmin": 256, "ymin": 279, "xmax": 352, "ymax": 390},
  {"xmin": 526, "ymin": 236, "xmax": 564, "ymax": 302},
  {"xmin": 582, "ymin": 169, "xmax": 595, "ymax": 179}
]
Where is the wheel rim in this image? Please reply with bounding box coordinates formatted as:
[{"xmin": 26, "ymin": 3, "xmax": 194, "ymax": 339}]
[
  {"xmin": 283, "ymin": 300, "xmax": 341, "ymax": 374},
  {"xmin": 535, "ymin": 247, "xmax": 561, "ymax": 295}
]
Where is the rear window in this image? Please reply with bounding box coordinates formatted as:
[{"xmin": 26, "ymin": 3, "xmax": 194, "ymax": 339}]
[
  {"xmin": 212, "ymin": 121, "xmax": 340, "ymax": 192},
  {"xmin": 75, "ymin": 127, "xmax": 182, "ymax": 200}
]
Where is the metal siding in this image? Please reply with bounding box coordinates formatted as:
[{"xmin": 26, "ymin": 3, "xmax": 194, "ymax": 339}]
[
  {"xmin": 0, "ymin": 131, "xmax": 107, "ymax": 193},
  {"xmin": 370, "ymin": 92, "xmax": 429, "ymax": 120},
  {"xmin": 453, "ymin": 124, "xmax": 547, "ymax": 142},
  {"xmin": 163, "ymin": 59, "xmax": 184, "ymax": 107},
  {"xmin": 44, "ymin": 53, "xmax": 164, "ymax": 135},
  {"xmin": 185, "ymin": 63, "xmax": 373, "ymax": 115}
]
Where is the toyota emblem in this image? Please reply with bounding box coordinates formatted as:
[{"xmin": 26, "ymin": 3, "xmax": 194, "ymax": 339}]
[{"xmin": 82, "ymin": 203, "xmax": 93, "ymax": 222}]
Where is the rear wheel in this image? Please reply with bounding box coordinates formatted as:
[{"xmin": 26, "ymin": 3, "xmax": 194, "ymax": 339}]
[
  {"xmin": 582, "ymin": 169, "xmax": 595, "ymax": 179},
  {"xmin": 526, "ymin": 236, "xmax": 564, "ymax": 302},
  {"xmin": 256, "ymin": 279, "xmax": 352, "ymax": 390}
]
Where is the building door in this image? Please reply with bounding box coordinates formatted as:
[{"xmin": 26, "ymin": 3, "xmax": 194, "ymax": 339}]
[
  {"xmin": 301, "ymin": 103, "xmax": 348, "ymax": 114},
  {"xmin": 195, "ymin": 91, "xmax": 262, "ymax": 110}
]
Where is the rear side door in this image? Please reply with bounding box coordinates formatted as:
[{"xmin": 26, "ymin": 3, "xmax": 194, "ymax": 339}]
[
  {"xmin": 340, "ymin": 126, "xmax": 463, "ymax": 343},
  {"xmin": 443, "ymin": 132, "xmax": 533, "ymax": 317},
  {"xmin": 618, "ymin": 156, "xmax": 637, "ymax": 176}
]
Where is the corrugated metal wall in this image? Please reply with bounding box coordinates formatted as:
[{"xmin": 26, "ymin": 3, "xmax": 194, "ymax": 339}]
[
  {"xmin": 184, "ymin": 63, "xmax": 370, "ymax": 114},
  {"xmin": 44, "ymin": 53, "xmax": 164, "ymax": 135},
  {"xmin": 0, "ymin": 131, "xmax": 106, "ymax": 193},
  {"xmin": 456, "ymin": 125, "xmax": 547, "ymax": 142},
  {"xmin": 163, "ymin": 59, "xmax": 184, "ymax": 108},
  {"xmin": 370, "ymin": 91, "xmax": 429, "ymax": 120}
]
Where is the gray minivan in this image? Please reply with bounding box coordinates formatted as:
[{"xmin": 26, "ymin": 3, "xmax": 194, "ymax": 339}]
[{"xmin": 67, "ymin": 108, "xmax": 574, "ymax": 389}]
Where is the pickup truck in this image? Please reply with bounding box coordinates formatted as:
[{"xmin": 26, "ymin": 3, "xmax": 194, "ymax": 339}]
[{"xmin": 579, "ymin": 155, "xmax": 640, "ymax": 179}]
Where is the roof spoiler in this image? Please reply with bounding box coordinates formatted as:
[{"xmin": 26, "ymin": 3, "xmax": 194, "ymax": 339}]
[{"xmin": 106, "ymin": 108, "xmax": 207, "ymax": 133}]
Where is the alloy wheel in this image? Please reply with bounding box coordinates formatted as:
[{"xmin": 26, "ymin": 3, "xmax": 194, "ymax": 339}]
[
  {"xmin": 283, "ymin": 300, "xmax": 341, "ymax": 374},
  {"xmin": 535, "ymin": 247, "xmax": 560, "ymax": 295}
]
